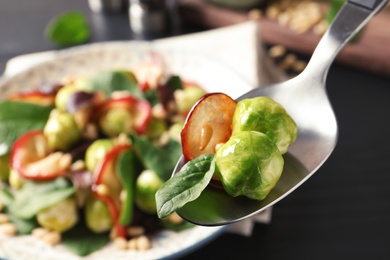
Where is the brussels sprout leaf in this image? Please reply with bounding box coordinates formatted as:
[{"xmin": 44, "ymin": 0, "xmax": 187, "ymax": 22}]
[
  {"xmin": 0, "ymin": 101, "xmax": 52, "ymax": 156},
  {"xmin": 155, "ymin": 154, "xmax": 215, "ymax": 219}
]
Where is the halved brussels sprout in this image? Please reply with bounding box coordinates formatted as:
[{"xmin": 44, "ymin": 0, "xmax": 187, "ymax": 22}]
[
  {"xmin": 215, "ymin": 131, "xmax": 284, "ymax": 201},
  {"xmin": 232, "ymin": 96, "xmax": 297, "ymax": 154},
  {"xmin": 36, "ymin": 197, "xmax": 78, "ymax": 233}
]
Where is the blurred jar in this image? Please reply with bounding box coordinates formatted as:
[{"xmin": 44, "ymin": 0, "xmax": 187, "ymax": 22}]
[
  {"xmin": 128, "ymin": 0, "xmax": 168, "ymax": 35},
  {"xmin": 88, "ymin": 0, "xmax": 126, "ymax": 13}
]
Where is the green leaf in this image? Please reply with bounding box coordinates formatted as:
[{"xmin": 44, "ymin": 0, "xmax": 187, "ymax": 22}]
[
  {"xmin": 155, "ymin": 154, "xmax": 215, "ymax": 219},
  {"xmin": 6, "ymin": 209, "xmax": 38, "ymax": 235},
  {"xmin": 45, "ymin": 11, "xmax": 90, "ymax": 46},
  {"xmin": 0, "ymin": 185, "xmax": 14, "ymax": 206},
  {"xmin": 166, "ymin": 75, "xmax": 183, "ymax": 92},
  {"xmin": 1, "ymin": 186, "xmax": 39, "ymax": 234},
  {"xmin": 0, "ymin": 101, "xmax": 52, "ymax": 156},
  {"xmin": 131, "ymin": 134, "xmax": 182, "ymax": 181},
  {"xmin": 160, "ymin": 219, "xmax": 194, "ymax": 231},
  {"xmin": 62, "ymin": 213, "xmax": 110, "ymax": 256},
  {"xmin": 10, "ymin": 177, "xmax": 76, "ymax": 219},
  {"xmin": 88, "ymin": 71, "xmax": 143, "ymax": 98},
  {"xmin": 116, "ymin": 149, "xmax": 136, "ymax": 226}
]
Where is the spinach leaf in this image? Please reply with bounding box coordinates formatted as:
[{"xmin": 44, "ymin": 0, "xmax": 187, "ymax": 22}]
[
  {"xmin": 156, "ymin": 154, "xmax": 215, "ymax": 218},
  {"xmin": 6, "ymin": 209, "xmax": 38, "ymax": 234},
  {"xmin": 10, "ymin": 177, "xmax": 76, "ymax": 219},
  {"xmin": 131, "ymin": 134, "xmax": 182, "ymax": 181},
  {"xmin": 88, "ymin": 71, "xmax": 143, "ymax": 98},
  {"xmin": 62, "ymin": 214, "xmax": 109, "ymax": 256},
  {"xmin": 116, "ymin": 149, "xmax": 136, "ymax": 226},
  {"xmin": 45, "ymin": 11, "xmax": 90, "ymax": 46},
  {"xmin": 0, "ymin": 186, "xmax": 38, "ymax": 234},
  {"xmin": 0, "ymin": 185, "xmax": 14, "ymax": 206},
  {"xmin": 0, "ymin": 101, "xmax": 52, "ymax": 156},
  {"xmin": 166, "ymin": 75, "xmax": 183, "ymax": 92}
]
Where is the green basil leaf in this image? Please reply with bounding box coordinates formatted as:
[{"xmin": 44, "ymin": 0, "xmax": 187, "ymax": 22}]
[
  {"xmin": 131, "ymin": 134, "xmax": 182, "ymax": 181},
  {"xmin": 45, "ymin": 11, "xmax": 90, "ymax": 46},
  {"xmin": 116, "ymin": 149, "xmax": 136, "ymax": 226},
  {"xmin": 155, "ymin": 154, "xmax": 215, "ymax": 219},
  {"xmin": 10, "ymin": 177, "xmax": 76, "ymax": 219},
  {"xmin": 0, "ymin": 101, "xmax": 52, "ymax": 156},
  {"xmin": 62, "ymin": 214, "xmax": 109, "ymax": 256},
  {"xmin": 88, "ymin": 71, "xmax": 143, "ymax": 98}
]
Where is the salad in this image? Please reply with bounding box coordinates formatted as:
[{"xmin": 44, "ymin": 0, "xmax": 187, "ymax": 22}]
[
  {"xmin": 0, "ymin": 54, "xmax": 206, "ymax": 256},
  {"xmin": 156, "ymin": 92, "xmax": 297, "ymax": 219}
]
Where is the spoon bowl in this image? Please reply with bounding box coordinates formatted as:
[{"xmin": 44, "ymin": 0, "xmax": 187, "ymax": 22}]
[{"xmin": 174, "ymin": 0, "xmax": 388, "ymax": 226}]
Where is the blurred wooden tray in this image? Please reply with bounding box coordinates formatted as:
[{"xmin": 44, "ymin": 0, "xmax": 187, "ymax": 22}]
[{"xmin": 178, "ymin": 0, "xmax": 390, "ymax": 78}]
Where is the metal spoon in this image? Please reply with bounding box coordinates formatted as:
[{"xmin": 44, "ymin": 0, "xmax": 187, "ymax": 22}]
[{"xmin": 173, "ymin": 0, "xmax": 389, "ymax": 226}]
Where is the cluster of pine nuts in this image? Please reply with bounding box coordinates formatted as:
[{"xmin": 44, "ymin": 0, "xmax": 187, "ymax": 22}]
[
  {"xmin": 31, "ymin": 227, "xmax": 62, "ymax": 246},
  {"xmin": 248, "ymin": 0, "xmax": 329, "ymax": 35},
  {"xmin": 112, "ymin": 226, "xmax": 152, "ymax": 251},
  {"xmin": 0, "ymin": 213, "xmax": 17, "ymax": 237},
  {"xmin": 265, "ymin": 0, "xmax": 328, "ymax": 35},
  {"xmin": 267, "ymin": 44, "xmax": 308, "ymax": 75}
]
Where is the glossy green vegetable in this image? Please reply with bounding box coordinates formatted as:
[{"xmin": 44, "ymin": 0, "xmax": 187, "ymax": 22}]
[
  {"xmin": 215, "ymin": 131, "xmax": 284, "ymax": 200},
  {"xmin": 135, "ymin": 169, "xmax": 163, "ymax": 214},
  {"xmin": 84, "ymin": 139, "xmax": 115, "ymax": 172},
  {"xmin": 37, "ymin": 197, "xmax": 79, "ymax": 232},
  {"xmin": 85, "ymin": 195, "xmax": 113, "ymax": 233},
  {"xmin": 232, "ymin": 96, "xmax": 297, "ymax": 154},
  {"xmin": 43, "ymin": 110, "xmax": 81, "ymax": 150}
]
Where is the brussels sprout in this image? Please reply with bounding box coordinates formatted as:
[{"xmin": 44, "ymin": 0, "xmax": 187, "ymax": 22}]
[
  {"xmin": 215, "ymin": 131, "xmax": 284, "ymax": 201},
  {"xmin": 135, "ymin": 169, "xmax": 164, "ymax": 214},
  {"xmin": 55, "ymin": 81, "xmax": 88, "ymax": 112},
  {"xmin": 37, "ymin": 197, "xmax": 78, "ymax": 233},
  {"xmin": 99, "ymin": 108, "xmax": 133, "ymax": 137},
  {"xmin": 84, "ymin": 139, "xmax": 115, "ymax": 172},
  {"xmin": 174, "ymin": 87, "xmax": 206, "ymax": 114},
  {"xmin": 232, "ymin": 96, "xmax": 297, "ymax": 154},
  {"xmin": 43, "ymin": 110, "xmax": 81, "ymax": 151},
  {"xmin": 85, "ymin": 194, "xmax": 113, "ymax": 233},
  {"xmin": 0, "ymin": 154, "xmax": 10, "ymax": 182},
  {"xmin": 145, "ymin": 118, "xmax": 167, "ymax": 140},
  {"xmin": 8, "ymin": 169, "xmax": 27, "ymax": 189},
  {"xmin": 168, "ymin": 121, "xmax": 184, "ymax": 142}
]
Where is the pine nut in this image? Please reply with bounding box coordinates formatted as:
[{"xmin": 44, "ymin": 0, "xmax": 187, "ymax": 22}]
[
  {"xmin": 0, "ymin": 213, "xmax": 9, "ymax": 224},
  {"xmin": 0, "ymin": 223, "xmax": 17, "ymax": 236},
  {"xmin": 127, "ymin": 226, "xmax": 145, "ymax": 237},
  {"xmin": 32, "ymin": 227, "xmax": 50, "ymax": 238},
  {"xmin": 41, "ymin": 231, "xmax": 61, "ymax": 246},
  {"xmin": 113, "ymin": 237, "xmax": 128, "ymax": 250},
  {"xmin": 136, "ymin": 235, "xmax": 151, "ymax": 250},
  {"xmin": 127, "ymin": 237, "xmax": 138, "ymax": 250}
]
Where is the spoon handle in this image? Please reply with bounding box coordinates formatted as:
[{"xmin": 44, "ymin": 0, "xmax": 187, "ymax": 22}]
[{"xmin": 302, "ymin": 0, "xmax": 389, "ymax": 82}]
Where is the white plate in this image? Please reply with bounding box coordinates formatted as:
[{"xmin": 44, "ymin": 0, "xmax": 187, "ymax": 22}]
[{"xmin": 0, "ymin": 41, "xmax": 254, "ymax": 260}]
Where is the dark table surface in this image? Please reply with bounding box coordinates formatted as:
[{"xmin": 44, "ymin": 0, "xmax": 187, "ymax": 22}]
[{"xmin": 1, "ymin": 1, "xmax": 390, "ymax": 260}]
